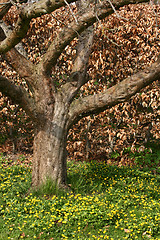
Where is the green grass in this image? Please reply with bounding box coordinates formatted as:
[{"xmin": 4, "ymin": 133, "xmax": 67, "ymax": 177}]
[{"xmin": 0, "ymin": 154, "xmax": 160, "ymax": 240}]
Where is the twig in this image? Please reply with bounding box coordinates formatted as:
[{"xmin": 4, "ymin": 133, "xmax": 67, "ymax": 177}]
[
  {"xmin": 106, "ymin": 0, "xmax": 129, "ymax": 21},
  {"xmin": 105, "ymin": 34, "xmax": 122, "ymax": 47},
  {"xmin": 94, "ymin": 6, "xmax": 122, "ymax": 47},
  {"xmin": 0, "ymin": 1, "xmax": 10, "ymax": 5},
  {"xmin": 10, "ymin": 0, "xmax": 17, "ymax": 6},
  {"xmin": 51, "ymin": 13, "xmax": 82, "ymax": 39},
  {"xmin": 150, "ymin": 0, "xmax": 159, "ymax": 28},
  {"xmin": 64, "ymin": 0, "xmax": 78, "ymax": 24}
]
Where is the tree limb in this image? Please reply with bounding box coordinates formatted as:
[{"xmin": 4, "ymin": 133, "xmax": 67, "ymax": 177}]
[
  {"xmin": 40, "ymin": 0, "xmax": 150, "ymax": 74},
  {"xmin": 71, "ymin": 25, "xmax": 94, "ymax": 88},
  {"xmin": 68, "ymin": 58, "xmax": 160, "ymax": 126},
  {"xmin": 0, "ymin": 0, "xmax": 150, "ymax": 54},
  {"xmin": 0, "ymin": 74, "xmax": 36, "ymax": 119},
  {"xmin": 0, "ymin": 2, "xmax": 12, "ymax": 20},
  {"xmin": 0, "ymin": 23, "xmax": 35, "ymax": 92},
  {"xmin": 0, "ymin": 0, "xmax": 78, "ymax": 53},
  {"xmin": 58, "ymin": 1, "xmax": 94, "ymax": 103},
  {"xmin": 0, "ymin": 25, "xmax": 34, "ymax": 78},
  {"xmin": 4, "ymin": 48, "xmax": 34, "ymax": 77},
  {"xmin": 58, "ymin": 26, "xmax": 94, "ymax": 103}
]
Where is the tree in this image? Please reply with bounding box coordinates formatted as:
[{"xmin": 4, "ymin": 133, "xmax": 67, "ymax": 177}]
[{"xmin": 0, "ymin": 0, "xmax": 160, "ymax": 189}]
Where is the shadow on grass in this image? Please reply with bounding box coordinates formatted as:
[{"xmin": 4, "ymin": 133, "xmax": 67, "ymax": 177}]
[{"xmin": 67, "ymin": 160, "xmax": 160, "ymax": 199}]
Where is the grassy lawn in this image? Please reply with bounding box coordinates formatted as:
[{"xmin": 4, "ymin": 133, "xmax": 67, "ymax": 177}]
[{"xmin": 0, "ymin": 154, "xmax": 160, "ymax": 240}]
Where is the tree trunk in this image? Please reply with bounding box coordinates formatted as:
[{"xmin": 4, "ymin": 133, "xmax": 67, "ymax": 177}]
[{"xmin": 32, "ymin": 101, "xmax": 69, "ymax": 188}]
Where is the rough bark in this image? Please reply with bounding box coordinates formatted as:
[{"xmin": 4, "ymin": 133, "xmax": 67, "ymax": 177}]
[{"xmin": 32, "ymin": 93, "xmax": 69, "ymax": 187}]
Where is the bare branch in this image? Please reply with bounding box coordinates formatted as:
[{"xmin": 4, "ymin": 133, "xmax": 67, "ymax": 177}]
[
  {"xmin": 106, "ymin": 0, "xmax": 129, "ymax": 21},
  {"xmin": 51, "ymin": 13, "xmax": 82, "ymax": 38},
  {"xmin": 70, "ymin": 0, "xmax": 94, "ymax": 86},
  {"xmin": 0, "ymin": 0, "xmax": 78, "ymax": 53},
  {"xmin": 58, "ymin": 1, "xmax": 94, "ymax": 103},
  {"xmin": 0, "ymin": 1, "xmax": 10, "ymax": 5},
  {"xmin": 0, "ymin": 24, "xmax": 34, "ymax": 80},
  {"xmin": 0, "ymin": 16, "xmax": 30, "ymax": 53},
  {"xmin": 0, "ymin": 74, "xmax": 36, "ymax": 118},
  {"xmin": 59, "ymin": 26, "xmax": 94, "ymax": 103},
  {"xmin": 0, "ymin": 2, "xmax": 12, "ymax": 20},
  {"xmin": 68, "ymin": 58, "xmax": 160, "ymax": 126},
  {"xmin": 71, "ymin": 26, "xmax": 94, "ymax": 87},
  {"xmin": 0, "ymin": 0, "xmax": 150, "ymax": 54},
  {"xmin": 40, "ymin": 0, "xmax": 150, "ymax": 74},
  {"xmin": 4, "ymin": 48, "xmax": 34, "ymax": 78},
  {"xmin": 64, "ymin": 0, "xmax": 78, "ymax": 24}
]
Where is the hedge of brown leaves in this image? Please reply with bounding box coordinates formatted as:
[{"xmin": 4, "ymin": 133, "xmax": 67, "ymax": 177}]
[{"xmin": 0, "ymin": 3, "xmax": 160, "ymax": 162}]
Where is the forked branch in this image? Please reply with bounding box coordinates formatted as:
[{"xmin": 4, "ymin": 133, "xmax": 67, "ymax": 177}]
[
  {"xmin": 0, "ymin": 24, "xmax": 35, "ymax": 91},
  {"xmin": 0, "ymin": 0, "xmax": 150, "ymax": 54},
  {"xmin": 40, "ymin": 0, "xmax": 150, "ymax": 74},
  {"xmin": 0, "ymin": 0, "xmax": 78, "ymax": 53}
]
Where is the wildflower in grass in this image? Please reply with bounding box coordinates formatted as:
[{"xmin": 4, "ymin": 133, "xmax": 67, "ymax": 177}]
[{"xmin": 0, "ymin": 159, "xmax": 160, "ymax": 239}]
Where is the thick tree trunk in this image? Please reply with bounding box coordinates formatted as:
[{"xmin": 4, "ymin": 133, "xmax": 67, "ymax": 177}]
[{"xmin": 32, "ymin": 102, "xmax": 69, "ymax": 188}]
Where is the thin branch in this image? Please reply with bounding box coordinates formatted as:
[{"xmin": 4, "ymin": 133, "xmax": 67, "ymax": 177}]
[
  {"xmin": 0, "ymin": 1, "xmax": 10, "ymax": 5},
  {"xmin": 51, "ymin": 13, "xmax": 82, "ymax": 38},
  {"xmin": 105, "ymin": 34, "xmax": 122, "ymax": 47},
  {"xmin": 10, "ymin": 0, "xmax": 19, "ymax": 7},
  {"xmin": 106, "ymin": 0, "xmax": 129, "ymax": 21},
  {"xmin": 64, "ymin": 0, "xmax": 78, "ymax": 24},
  {"xmin": 95, "ymin": 9, "xmax": 122, "ymax": 47}
]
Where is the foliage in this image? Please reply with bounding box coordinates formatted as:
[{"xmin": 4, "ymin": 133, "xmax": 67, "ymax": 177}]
[
  {"xmin": 125, "ymin": 143, "xmax": 160, "ymax": 171},
  {"xmin": 0, "ymin": 154, "xmax": 160, "ymax": 239}
]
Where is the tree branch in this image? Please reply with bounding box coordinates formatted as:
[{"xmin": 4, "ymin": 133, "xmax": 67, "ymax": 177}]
[
  {"xmin": 0, "ymin": 0, "xmax": 150, "ymax": 54},
  {"xmin": 40, "ymin": 0, "xmax": 150, "ymax": 74},
  {"xmin": 0, "ymin": 74, "xmax": 36, "ymax": 119},
  {"xmin": 4, "ymin": 48, "xmax": 34, "ymax": 77},
  {"xmin": 58, "ymin": 1, "xmax": 94, "ymax": 103},
  {"xmin": 0, "ymin": 23, "xmax": 35, "ymax": 92},
  {"xmin": 71, "ymin": 25, "xmax": 94, "ymax": 88},
  {"xmin": 71, "ymin": 0, "xmax": 94, "ymax": 87},
  {"xmin": 68, "ymin": 58, "xmax": 160, "ymax": 126},
  {"xmin": 0, "ymin": 0, "xmax": 78, "ymax": 53},
  {"xmin": 57, "ymin": 25, "xmax": 94, "ymax": 104},
  {"xmin": 0, "ymin": 2, "xmax": 12, "ymax": 20}
]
